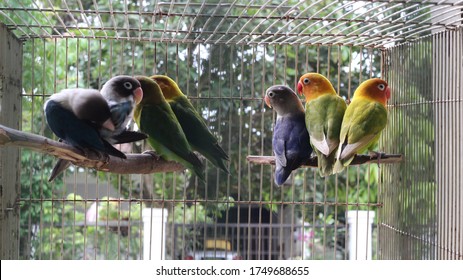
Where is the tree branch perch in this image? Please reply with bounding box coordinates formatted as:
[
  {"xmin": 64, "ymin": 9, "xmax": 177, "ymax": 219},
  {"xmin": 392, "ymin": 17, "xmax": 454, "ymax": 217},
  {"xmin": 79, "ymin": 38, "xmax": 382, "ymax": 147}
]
[
  {"xmin": 0, "ymin": 124, "xmax": 185, "ymax": 174},
  {"xmin": 247, "ymin": 153, "xmax": 403, "ymax": 167}
]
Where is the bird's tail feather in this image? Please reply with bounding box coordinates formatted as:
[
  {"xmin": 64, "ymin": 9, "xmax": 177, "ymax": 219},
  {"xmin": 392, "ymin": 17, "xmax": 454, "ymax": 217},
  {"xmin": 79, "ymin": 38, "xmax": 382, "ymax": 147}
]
[
  {"xmin": 317, "ymin": 151, "xmax": 336, "ymax": 177},
  {"xmin": 103, "ymin": 140, "xmax": 127, "ymax": 158},
  {"xmin": 48, "ymin": 159, "xmax": 71, "ymax": 182},
  {"xmin": 111, "ymin": 130, "xmax": 148, "ymax": 144},
  {"xmin": 274, "ymin": 166, "xmax": 292, "ymax": 186}
]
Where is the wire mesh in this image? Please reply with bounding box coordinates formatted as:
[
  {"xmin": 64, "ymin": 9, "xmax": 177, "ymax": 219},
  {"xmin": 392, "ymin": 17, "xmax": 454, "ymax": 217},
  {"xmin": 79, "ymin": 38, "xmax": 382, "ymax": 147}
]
[
  {"xmin": 380, "ymin": 27, "xmax": 462, "ymax": 260},
  {"xmin": 0, "ymin": 0, "xmax": 462, "ymax": 260},
  {"xmin": 0, "ymin": 0, "xmax": 462, "ymax": 46}
]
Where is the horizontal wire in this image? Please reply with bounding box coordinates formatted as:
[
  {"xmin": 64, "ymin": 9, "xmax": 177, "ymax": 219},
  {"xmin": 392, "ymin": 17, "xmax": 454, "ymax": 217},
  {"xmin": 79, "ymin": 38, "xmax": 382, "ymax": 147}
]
[{"xmin": 16, "ymin": 198, "xmax": 384, "ymax": 207}]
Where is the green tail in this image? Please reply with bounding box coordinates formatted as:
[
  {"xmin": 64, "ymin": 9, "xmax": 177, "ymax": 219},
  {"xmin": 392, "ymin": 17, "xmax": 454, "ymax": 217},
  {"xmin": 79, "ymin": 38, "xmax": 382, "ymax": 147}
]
[{"xmin": 316, "ymin": 150, "xmax": 337, "ymax": 177}]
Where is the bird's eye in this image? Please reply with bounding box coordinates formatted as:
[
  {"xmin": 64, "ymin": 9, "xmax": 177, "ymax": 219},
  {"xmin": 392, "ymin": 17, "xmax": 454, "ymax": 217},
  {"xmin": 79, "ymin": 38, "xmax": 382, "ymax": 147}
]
[
  {"xmin": 268, "ymin": 91, "xmax": 275, "ymax": 98},
  {"xmin": 303, "ymin": 78, "xmax": 310, "ymax": 85},
  {"xmin": 123, "ymin": 82, "xmax": 133, "ymax": 90},
  {"xmin": 377, "ymin": 84, "xmax": 386, "ymax": 91}
]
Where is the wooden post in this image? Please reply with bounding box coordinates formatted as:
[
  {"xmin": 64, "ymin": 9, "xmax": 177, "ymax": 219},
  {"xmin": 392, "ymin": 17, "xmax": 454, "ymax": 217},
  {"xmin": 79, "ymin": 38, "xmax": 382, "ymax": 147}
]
[{"xmin": 0, "ymin": 23, "xmax": 22, "ymax": 259}]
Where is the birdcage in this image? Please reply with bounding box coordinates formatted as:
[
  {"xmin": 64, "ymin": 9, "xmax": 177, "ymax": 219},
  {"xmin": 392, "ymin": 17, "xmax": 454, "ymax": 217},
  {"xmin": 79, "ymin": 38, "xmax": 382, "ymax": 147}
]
[{"xmin": 0, "ymin": 0, "xmax": 461, "ymax": 260}]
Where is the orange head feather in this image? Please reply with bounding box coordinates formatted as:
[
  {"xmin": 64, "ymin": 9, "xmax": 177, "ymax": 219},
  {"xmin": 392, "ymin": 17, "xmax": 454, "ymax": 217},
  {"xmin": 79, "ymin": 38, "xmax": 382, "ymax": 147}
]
[
  {"xmin": 297, "ymin": 73, "xmax": 337, "ymax": 102},
  {"xmin": 352, "ymin": 78, "xmax": 390, "ymax": 106}
]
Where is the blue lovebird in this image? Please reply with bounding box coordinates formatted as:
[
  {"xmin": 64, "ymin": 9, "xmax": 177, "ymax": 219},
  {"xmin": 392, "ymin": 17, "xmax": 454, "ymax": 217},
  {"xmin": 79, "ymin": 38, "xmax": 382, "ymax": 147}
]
[{"xmin": 265, "ymin": 85, "xmax": 313, "ymax": 185}]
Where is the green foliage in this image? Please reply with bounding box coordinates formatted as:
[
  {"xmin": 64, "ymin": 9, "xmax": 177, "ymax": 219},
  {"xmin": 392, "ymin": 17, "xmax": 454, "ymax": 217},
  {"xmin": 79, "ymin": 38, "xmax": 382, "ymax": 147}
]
[{"xmin": 27, "ymin": 194, "xmax": 142, "ymax": 259}]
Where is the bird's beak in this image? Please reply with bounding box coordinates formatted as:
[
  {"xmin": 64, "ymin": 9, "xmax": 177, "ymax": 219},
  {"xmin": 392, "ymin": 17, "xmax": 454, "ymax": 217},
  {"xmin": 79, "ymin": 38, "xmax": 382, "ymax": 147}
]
[
  {"xmin": 297, "ymin": 81, "xmax": 303, "ymax": 95},
  {"xmin": 385, "ymin": 87, "xmax": 391, "ymax": 100},
  {"xmin": 102, "ymin": 119, "xmax": 115, "ymax": 131},
  {"xmin": 134, "ymin": 87, "xmax": 143, "ymax": 105},
  {"xmin": 264, "ymin": 95, "xmax": 272, "ymax": 108}
]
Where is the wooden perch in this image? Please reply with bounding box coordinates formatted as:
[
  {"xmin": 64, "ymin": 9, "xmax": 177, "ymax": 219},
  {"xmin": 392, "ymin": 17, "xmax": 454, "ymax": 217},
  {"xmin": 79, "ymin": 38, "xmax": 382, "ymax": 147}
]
[
  {"xmin": 0, "ymin": 124, "xmax": 185, "ymax": 174},
  {"xmin": 247, "ymin": 153, "xmax": 403, "ymax": 167}
]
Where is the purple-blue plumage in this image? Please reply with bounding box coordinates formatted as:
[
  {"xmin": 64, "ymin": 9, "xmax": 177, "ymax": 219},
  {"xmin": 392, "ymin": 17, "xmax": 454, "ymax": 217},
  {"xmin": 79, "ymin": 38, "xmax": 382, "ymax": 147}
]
[{"xmin": 265, "ymin": 85, "xmax": 312, "ymax": 185}]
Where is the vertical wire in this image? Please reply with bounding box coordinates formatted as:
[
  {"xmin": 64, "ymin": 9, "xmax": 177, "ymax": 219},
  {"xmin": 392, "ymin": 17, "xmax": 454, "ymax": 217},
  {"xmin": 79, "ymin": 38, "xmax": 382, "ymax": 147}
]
[
  {"xmin": 116, "ymin": 40, "xmax": 124, "ymax": 260},
  {"xmin": 237, "ymin": 43, "xmax": 244, "ymax": 259},
  {"xmin": 394, "ymin": 44, "xmax": 399, "ymax": 259},
  {"xmin": 322, "ymin": 45, "xmax": 331, "ymax": 259},
  {"xmin": 366, "ymin": 47, "xmax": 374, "ymax": 260},
  {"xmin": 434, "ymin": 32, "xmax": 440, "ymax": 260},
  {"xmin": 25, "ymin": 38, "xmax": 35, "ymax": 259},
  {"xmin": 63, "ymin": 37, "xmax": 76, "ymax": 260},
  {"xmin": 344, "ymin": 45, "xmax": 353, "ymax": 260},
  {"xmin": 301, "ymin": 44, "xmax": 310, "ymax": 260},
  {"xmin": 394, "ymin": 44, "xmax": 399, "ymax": 260},
  {"xmin": 41, "ymin": 40, "xmax": 51, "ymax": 259},
  {"xmin": 258, "ymin": 44, "xmax": 266, "ymax": 260},
  {"xmin": 356, "ymin": 46, "xmax": 364, "ymax": 260},
  {"xmin": 227, "ymin": 44, "xmax": 234, "ymax": 259},
  {"xmin": 268, "ymin": 44, "xmax": 277, "ymax": 260},
  {"xmin": 138, "ymin": 42, "xmax": 145, "ymax": 260},
  {"xmin": 419, "ymin": 38, "xmax": 425, "ymax": 259},
  {"xmin": 376, "ymin": 46, "xmax": 388, "ymax": 260},
  {"xmin": 457, "ymin": 28, "xmax": 463, "ymax": 260},
  {"xmin": 220, "ymin": 43, "xmax": 230, "ymax": 259},
  {"xmin": 125, "ymin": 41, "xmax": 136, "ymax": 259},
  {"xmin": 39, "ymin": 39, "xmax": 46, "ymax": 260},
  {"xmin": 442, "ymin": 31, "xmax": 449, "ymax": 260},
  {"xmin": 382, "ymin": 47, "xmax": 389, "ymax": 260},
  {"xmin": 333, "ymin": 44, "xmax": 341, "ymax": 259},
  {"xmin": 433, "ymin": 33, "xmax": 442, "ymax": 259},
  {"xmin": 40, "ymin": 32, "xmax": 49, "ymax": 259},
  {"xmin": 428, "ymin": 33, "xmax": 434, "ymax": 260},
  {"xmin": 289, "ymin": 44, "xmax": 296, "ymax": 260},
  {"xmin": 52, "ymin": 37, "xmax": 65, "ymax": 260},
  {"xmin": 449, "ymin": 30, "xmax": 456, "ymax": 259},
  {"xmin": 416, "ymin": 38, "xmax": 425, "ymax": 259},
  {"xmin": 215, "ymin": 44, "xmax": 222, "ymax": 257}
]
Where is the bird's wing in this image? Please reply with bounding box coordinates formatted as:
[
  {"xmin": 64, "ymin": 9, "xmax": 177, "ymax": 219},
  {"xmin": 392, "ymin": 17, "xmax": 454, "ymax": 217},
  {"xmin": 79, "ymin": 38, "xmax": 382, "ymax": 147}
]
[
  {"xmin": 169, "ymin": 97, "xmax": 229, "ymax": 160},
  {"xmin": 139, "ymin": 103, "xmax": 199, "ymax": 165},
  {"xmin": 339, "ymin": 101, "xmax": 387, "ymax": 160},
  {"xmin": 306, "ymin": 95, "xmax": 346, "ymax": 156}
]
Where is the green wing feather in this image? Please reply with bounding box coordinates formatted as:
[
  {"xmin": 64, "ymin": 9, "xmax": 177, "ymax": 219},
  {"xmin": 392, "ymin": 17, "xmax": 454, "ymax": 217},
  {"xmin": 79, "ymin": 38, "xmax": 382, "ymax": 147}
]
[
  {"xmin": 336, "ymin": 99, "xmax": 387, "ymax": 167},
  {"xmin": 137, "ymin": 103, "xmax": 205, "ymax": 180},
  {"xmin": 169, "ymin": 96, "xmax": 229, "ymax": 173},
  {"xmin": 305, "ymin": 94, "xmax": 347, "ymax": 176}
]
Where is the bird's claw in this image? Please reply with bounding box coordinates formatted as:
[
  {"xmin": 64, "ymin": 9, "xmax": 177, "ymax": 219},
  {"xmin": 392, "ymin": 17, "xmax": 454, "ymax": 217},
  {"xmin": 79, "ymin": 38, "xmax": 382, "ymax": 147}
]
[
  {"xmin": 369, "ymin": 151, "xmax": 386, "ymax": 160},
  {"xmin": 142, "ymin": 150, "xmax": 160, "ymax": 160},
  {"xmin": 369, "ymin": 151, "xmax": 386, "ymax": 167}
]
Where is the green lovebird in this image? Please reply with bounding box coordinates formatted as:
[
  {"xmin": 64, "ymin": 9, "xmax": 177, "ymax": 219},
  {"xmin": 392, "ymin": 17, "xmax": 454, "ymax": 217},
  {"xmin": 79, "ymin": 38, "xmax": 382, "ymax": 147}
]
[
  {"xmin": 334, "ymin": 78, "xmax": 391, "ymax": 173},
  {"xmin": 297, "ymin": 73, "xmax": 347, "ymax": 177},
  {"xmin": 133, "ymin": 76, "xmax": 205, "ymax": 181},
  {"xmin": 150, "ymin": 75, "xmax": 229, "ymax": 174}
]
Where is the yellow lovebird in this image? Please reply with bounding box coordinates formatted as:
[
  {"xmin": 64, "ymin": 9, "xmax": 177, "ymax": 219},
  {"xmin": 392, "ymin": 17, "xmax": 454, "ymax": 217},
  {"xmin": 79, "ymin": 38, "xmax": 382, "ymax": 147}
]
[
  {"xmin": 297, "ymin": 73, "xmax": 347, "ymax": 177},
  {"xmin": 334, "ymin": 78, "xmax": 391, "ymax": 173},
  {"xmin": 150, "ymin": 75, "xmax": 229, "ymax": 174}
]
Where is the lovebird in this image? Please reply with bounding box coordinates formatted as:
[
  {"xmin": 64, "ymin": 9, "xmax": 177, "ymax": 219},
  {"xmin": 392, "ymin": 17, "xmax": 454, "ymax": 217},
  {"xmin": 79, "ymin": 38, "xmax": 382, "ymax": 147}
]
[
  {"xmin": 334, "ymin": 78, "xmax": 391, "ymax": 173},
  {"xmin": 44, "ymin": 88, "xmax": 126, "ymax": 158},
  {"xmin": 44, "ymin": 88, "xmax": 127, "ymax": 180},
  {"xmin": 297, "ymin": 73, "xmax": 347, "ymax": 177},
  {"xmin": 265, "ymin": 85, "xmax": 312, "ymax": 186},
  {"xmin": 133, "ymin": 76, "xmax": 205, "ymax": 181},
  {"xmin": 47, "ymin": 76, "xmax": 146, "ymax": 182},
  {"xmin": 99, "ymin": 75, "xmax": 147, "ymax": 144},
  {"xmin": 150, "ymin": 75, "xmax": 229, "ymax": 174}
]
